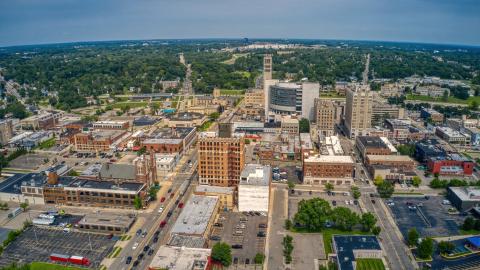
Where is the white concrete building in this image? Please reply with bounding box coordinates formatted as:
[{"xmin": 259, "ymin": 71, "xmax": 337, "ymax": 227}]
[
  {"xmin": 238, "ymin": 164, "xmax": 271, "ymax": 212},
  {"xmin": 155, "ymin": 154, "xmax": 178, "ymax": 176}
]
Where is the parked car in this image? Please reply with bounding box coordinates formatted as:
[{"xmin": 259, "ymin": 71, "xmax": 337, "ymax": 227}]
[
  {"xmin": 126, "ymin": 256, "xmax": 132, "ymax": 264},
  {"xmin": 160, "ymin": 197, "xmax": 166, "ymax": 202},
  {"xmin": 258, "ymin": 223, "xmax": 267, "ymax": 228},
  {"xmin": 148, "ymin": 249, "xmax": 154, "ymax": 256},
  {"xmin": 138, "ymin": 253, "xmax": 144, "ymax": 260},
  {"xmin": 132, "ymin": 242, "xmax": 139, "ymax": 250},
  {"xmin": 257, "ymin": 232, "xmax": 266, "ymax": 237},
  {"xmin": 160, "ymin": 220, "xmax": 167, "ymax": 228},
  {"xmin": 214, "ymin": 223, "xmax": 223, "ymax": 227},
  {"xmin": 143, "ymin": 245, "xmax": 150, "ymax": 252},
  {"xmin": 210, "ymin": 235, "xmax": 221, "ymax": 241},
  {"xmin": 153, "ymin": 237, "xmax": 159, "ymax": 243},
  {"xmin": 136, "ymin": 229, "xmax": 142, "ymax": 236},
  {"xmin": 371, "ymin": 199, "xmax": 376, "ymax": 204},
  {"xmin": 133, "ymin": 260, "xmax": 139, "ymax": 267},
  {"xmin": 178, "ymin": 203, "xmax": 184, "ymax": 208},
  {"xmin": 167, "ymin": 211, "xmax": 173, "ymax": 217},
  {"xmin": 158, "ymin": 207, "xmax": 164, "ymax": 213},
  {"xmin": 231, "ymin": 244, "xmax": 243, "ymax": 249}
]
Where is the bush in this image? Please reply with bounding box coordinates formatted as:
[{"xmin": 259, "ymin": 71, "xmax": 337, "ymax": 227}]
[
  {"xmin": 283, "ymin": 235, "xmax": 294, "ymax": 264},
  {"xmin": 417, "ymin": 238, "xmax": 434, "ymax": 259},
  {"xmin": 254, "ymin": 253, "xmax": 265, "ymax": 264},
  {"xmin": 463, "ymin": 217, "xmax": 476, "ymax": 230},
  {"xmin": 438, "ymin": 241, "xmax": 455, "ymax": 254}
]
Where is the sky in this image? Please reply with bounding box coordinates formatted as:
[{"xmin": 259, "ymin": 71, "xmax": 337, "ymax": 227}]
[{"xmin": 0, "ymin": 0, "xmax": 479, "ymax": 47}]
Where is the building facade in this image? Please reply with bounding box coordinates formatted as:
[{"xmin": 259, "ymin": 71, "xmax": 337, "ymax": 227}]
[
  {"xmin": 315, "ymin": 99, "xmax": 336, "ymax": 137},
  {"xmin": 345, "ymin": 87, "xmax": 373, "ymax": 138},
  {"xmin": 198, "ymin": 136, "xmax": 245, "ymax": 187},
  {"xmin": 303, "ymin": 155, "xmax": 354, "ymax": 185}
]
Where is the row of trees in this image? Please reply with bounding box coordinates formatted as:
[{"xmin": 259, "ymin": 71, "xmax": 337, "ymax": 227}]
[{"xmin": 292, "ymin": 198, "xmax": 380, "ymax": 233}]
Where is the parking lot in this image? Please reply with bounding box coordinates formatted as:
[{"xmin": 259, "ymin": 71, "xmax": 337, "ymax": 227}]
[
  {"xmin": 210, "ymin": 212, "xmax": 267, "ymax": 266},
  {"xmin": 0, "ymin": 227, "xmax": 116, "ymax": 269},
  {"xmin": 389, "ymin": 196, "xmax": 464, "ymax": 239},
  {"xmin": 288, "ymin": 190, "xmax": 362, "ymax": 220},
  {"xmin": 8, "ymin": 153, "xmax": 50, "ymax": 170}
]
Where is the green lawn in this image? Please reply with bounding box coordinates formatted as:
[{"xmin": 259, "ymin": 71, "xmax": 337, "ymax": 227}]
[
  {"xmin": 406, "ymin": 94, "xmax": 477, "ymax": 105},
  {"xmin": 111, "ymin": 101, "xmax": 162, "ymax": 109},
  {"xmin": 356, "ymin": 258, "xmax": 386, "ymax": 270},
  {"xmin": 320, "ymin": 92, "xmax": 346, "ymax": 99},
  {"xmin": 30, "ymin": 262, "xmax": 86, "ymax": 270},
  {"xmin": 36, "ymin": 137, "xmax": 56, "ymax": 150},
  {"xmin": 219, "ymin": 89, "xmax": 245, "ymax": 96},
  {"xmin": 198, "ymin": 121, "xmax": 213, "ymax": 131}
]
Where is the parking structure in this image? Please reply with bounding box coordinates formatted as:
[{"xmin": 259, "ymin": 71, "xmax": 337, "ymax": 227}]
[
  {"xmin": 209, "ymin": 212, "xmax": 267, "ymax": 266},
  {"xmin": 389, "ymin": 196, "xmax": 465, "ymax": 239},
  {"xmin": 0, "ymin": 227, "xmax": 115, "ymax": 269}
]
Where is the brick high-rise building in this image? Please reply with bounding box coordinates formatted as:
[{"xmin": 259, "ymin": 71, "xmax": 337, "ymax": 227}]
[{"xmin": 198, "ymin": 136, "xmax": 245, "ymax": 187}]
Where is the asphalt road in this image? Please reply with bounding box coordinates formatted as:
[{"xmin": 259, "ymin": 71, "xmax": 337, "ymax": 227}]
[
  {"xmin": 108, "ymin": 150, "xmax": 197, "ymax": 270},
  {"xmin": 362, "ymin": 193, "xmax": 418, "ymax": 270},
  {"xmin": 266, "ymin": 187, "xmax": 287, "ymax": 270}
]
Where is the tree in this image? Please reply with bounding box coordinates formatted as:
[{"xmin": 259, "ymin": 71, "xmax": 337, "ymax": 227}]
[
  {"xmin": 417, "ymin": 238, "xmax": 434, "ymax": 259},
  {"xmin": 19, "ymin": 202, "xmax": 28, "ymax": 212},
  {"xmin": 133, "ymin": 196, "xmax": 143, "ymax": 210},
  {"xmin": 470, "ymin": 100, "xmax": 479, "ymax": 111},
  {"xmin": 330, "ymin": 207, "xmax": 359, "ymax": 231},
  {"xmin": 285, "ymin": 219, "xmax": 292, "ymax": 230},
  {"xmin": 360, "ymin": 212, "xmax": 377, "ymax": 232},
  {"xmin": 438, "ymin": 241, "xmax": 455, "ymax": 254},
  {"xmin": 475, "ymin": 219, "xmax": 480, "ymax": 231},
  {"xmin": 351, "ymin": 186, "xmax": 361, "ymax": 200},
  {"xmin": 372, "ymin": 226, "xmax": 381, "ymax": 236},
  {"xmin": 254, "ymin": 253, "xmax": 265, "ymax": 264},
  {"xmin": 463, "ymin": 217, "xmax": 476, "ymax": 231},
  {"xmin": 374, "ymin": 175, "xmax": 384, "ymax": 186},
  {"xmin": 287, "ymin": 181, "xmax": 295, "ymax": 190},
  {"xmin": 377, "ymin": 181, "xmax": 394, "ymax": 198},
  {"xmin": 324, "ymin": 182, "xmax": 334, "ymax": 192},
  {"xmin": 211, "ymin": 242, "xmax": 232, "ymax": 267},
  {"xmin": 209, "ymin": 112, "xmax": 220, "ymax": 121},
  {"xmin": 442, "ymin": 89, "xmax": 449, "ymax": 102},
  {"xmin": 67, "ymin": 170, "xmax": 79, "ymax": 176},
  {"xmin": 293, "ymin": 198, "xmax": 332, "ymax": 231},
  {"xmin": 150, "ymin": 102, "xmax": 160, "ymax": 115},
  {"xmin": 244, "ymin": 139, "xmax": 251, "ymax": 144},
  {"xmin": 299, "ymin": 118, "xmax": 310, "ymax": 133},
  {"xmin": 412, "ymin": 176, "xmax": 421, "ymax": 187},
  {"xmin": 407, "ymin": 228, "xmax": 419, "ymax": 247}
]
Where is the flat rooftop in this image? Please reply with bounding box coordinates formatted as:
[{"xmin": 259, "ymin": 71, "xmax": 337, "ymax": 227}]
[
  {"xmin": 143, "ymin": 127, "xmax": 195, "ymax": 144},
  {"xmin": 149, "ymin": 246, "xmax": 211, "ymax": 270},
  {"xmin": 90, "ymin": 130, "xmax": 125, "ymax": 140},
  {"xmin": 170, "ymin": 195, "xmax": 218, "ymax": 236},
  {"xmin": 240, "ymin": 164, "xmax": 271, "ymax": 186},
  {"xmin": 98, "ymin": 163, "xmax": 136, "ymax": 180},
  {"xmin": 333, "ymin": 235, "xmax": 382, "ymax": 270},
  {"xmin": 168, "ymin": 234, "xmax": 206, "ymax": 248},
  {"xmin": 77, "ymin": 212, "xmax": 135, "ymax": 228},
  {"xmin": 367, "ymin": 155, "xmax": 414, "ymax": 163},
  {"xmin": 80, "ymin": 163, "xmax": 103, "ymax": 177},
  {"xmin": 356, "ymin": 136, "xmax": 388, "ymax": 149},
  {"xmin": 304, "ymin": 155, "xmax": 354, "ymax": 164},
  {"xmin": 449, "ymin": 187, "xmax": 480, "ymax": 202},
  {"xmin": 195, "ymin": 185, "xmax": 234, "ymax": 195},
  {"xmin": 0, "ymin": 173, "xmax": 46, "ymax": 194}
]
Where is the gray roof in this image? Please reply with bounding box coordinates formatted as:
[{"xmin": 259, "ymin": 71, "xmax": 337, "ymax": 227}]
[
  {"xmin": 170, "ymin": 195, "xmax": 218, "ymax": 236},
  {"xmin": 99, "ymin": 163, "xmax": 136, "ymax": 180}
]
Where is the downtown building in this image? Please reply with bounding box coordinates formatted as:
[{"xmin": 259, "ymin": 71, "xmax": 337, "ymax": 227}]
[
  {"xmin": 198, "ymin": 136, "xmax": 245, "ymax": 187},
  {"xmin": 344, "ymin": 86, "xmax": 373, "ymax": 138}
]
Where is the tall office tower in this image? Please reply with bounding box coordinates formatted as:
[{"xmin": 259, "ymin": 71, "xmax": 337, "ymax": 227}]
[
  {"xmin": 315, "ymin": 99, "xmax": 336, "ymax": 138},
  {"xmin": 267, "ymin": 81, "xmax": 320, "ymax": 121},
  {"xmin": 198, "ymin": 136, "xmax": 245, "ymax": 187},
  {"xmin": 263, "ymin": 54, "xmax": 272, "ymax": 81},
  {"xmin": 263, "ymin": 54, "xmax": 279, "ymax": 119},
  {"xmin": 345, "ymin": 86, "xmax": 373, "ymax": 138}
]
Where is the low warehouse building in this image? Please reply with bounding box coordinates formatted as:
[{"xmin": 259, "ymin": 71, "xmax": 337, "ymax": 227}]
[
  {"xmin": 447, "ymin": 187, "xmax": 480, "ymax": 211},
  {"xmin": 238, "ymin": 164, "xmax": 270, "ymax": 212}
]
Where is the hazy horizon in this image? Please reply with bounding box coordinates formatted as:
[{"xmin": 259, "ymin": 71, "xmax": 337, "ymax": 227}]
[{"xmin": 1, "ymin": 0, "xmax": 479, "ymax": 47}]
